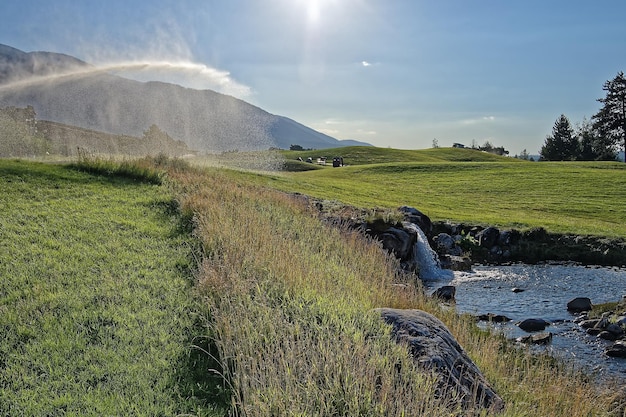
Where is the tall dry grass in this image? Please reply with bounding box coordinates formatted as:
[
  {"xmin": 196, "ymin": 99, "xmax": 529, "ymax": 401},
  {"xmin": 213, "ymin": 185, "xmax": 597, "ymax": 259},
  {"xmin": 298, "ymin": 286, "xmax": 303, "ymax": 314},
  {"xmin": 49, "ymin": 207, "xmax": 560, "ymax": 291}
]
[{"xmin": 166, "ymin": 165, "xmax": 624, "ymax": 416}]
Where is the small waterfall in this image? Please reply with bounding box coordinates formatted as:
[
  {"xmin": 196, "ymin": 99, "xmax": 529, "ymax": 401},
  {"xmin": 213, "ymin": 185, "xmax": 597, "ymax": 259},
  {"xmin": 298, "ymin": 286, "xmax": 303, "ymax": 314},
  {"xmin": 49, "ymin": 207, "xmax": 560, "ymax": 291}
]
[{"xmin": 404, "ymin": 222, "xmax": 454, "ymax": 281}]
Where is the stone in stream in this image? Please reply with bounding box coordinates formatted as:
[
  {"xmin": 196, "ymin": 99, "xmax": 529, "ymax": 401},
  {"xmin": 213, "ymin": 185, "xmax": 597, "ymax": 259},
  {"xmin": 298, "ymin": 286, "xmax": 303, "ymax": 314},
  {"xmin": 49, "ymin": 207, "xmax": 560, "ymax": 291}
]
[
  {"xmin": 477, "ymin": 313, "xmax": 512, "ymax": 323},
  {"xmin": 598, "ymin": 331, "xmax": 620, "ymax": 341},
  {"xmin": 518, "ymin": 318, "xmax": 550, "ymax": 332},
  {"xmin": 517, "ymin": 332, "xmax": 553, "ymax": 345},
  {"xmin": 378, "ymin": 308, "xmax": 504, "ymax": 412},
  {"xmin": 431, "ymin": 285, "xmax": 456, "ymax": 302},
  {"xmin": 567, "ymin": 297, "xmax": 593, "ymax": 313},
  {"xmin": 605, "ymin": 341, "xmax": 626, "ymax": 358}
]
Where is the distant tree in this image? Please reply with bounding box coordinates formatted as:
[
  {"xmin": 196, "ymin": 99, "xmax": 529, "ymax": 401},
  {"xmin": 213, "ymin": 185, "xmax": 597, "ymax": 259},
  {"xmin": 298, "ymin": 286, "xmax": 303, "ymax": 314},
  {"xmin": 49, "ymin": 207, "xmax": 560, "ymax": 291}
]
[
  {"xmin": 480, "ymin": 140, "xmax": 493, "ymax": 153},
  {"xmin": 478, "ymin": 140, "xmax": 509, "ymax": 156},
  {"xmin": 290, "ymin": 144, "xmax": 304, "ymax": 151},
  {"xmin": 540, "ymin": 114, "xmax": 577, "ymax": 161},
  {"xmin": 517, "ymin": 149, "xmax": 530, "ymax": 160},
  {"xmin": 432, "ymin": 138, "xmax": 439, "ymax": 148},
  {"xmin": 572, "ymin": 117, "xmax": 616, "ymax": 161},
  {"xmin": 142, "ymin": 124, "xmax": 172, "ymax": 146},
  {"xmin": 592, "ymin": 71, "xmax": 626, "ymax": 162}
]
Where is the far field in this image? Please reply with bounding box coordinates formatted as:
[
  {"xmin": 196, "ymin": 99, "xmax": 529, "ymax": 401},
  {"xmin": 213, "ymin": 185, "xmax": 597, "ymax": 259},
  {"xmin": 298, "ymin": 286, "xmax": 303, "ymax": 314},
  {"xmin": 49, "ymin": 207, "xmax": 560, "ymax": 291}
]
[{"xmin": 252, "ymin": 147, "xmax": 626, "ymax": 237}]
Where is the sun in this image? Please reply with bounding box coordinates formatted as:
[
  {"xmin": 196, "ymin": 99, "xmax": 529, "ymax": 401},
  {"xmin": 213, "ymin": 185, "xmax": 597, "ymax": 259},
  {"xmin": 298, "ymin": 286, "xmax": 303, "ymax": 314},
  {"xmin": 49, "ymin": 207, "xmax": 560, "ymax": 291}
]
[
  {"xmin": 306, "ymin": 0, "xmax": 321, "ymax": 23},
  {"xmin": 300, "ymin": 0, "xmax": 337, "ymax": 25}
]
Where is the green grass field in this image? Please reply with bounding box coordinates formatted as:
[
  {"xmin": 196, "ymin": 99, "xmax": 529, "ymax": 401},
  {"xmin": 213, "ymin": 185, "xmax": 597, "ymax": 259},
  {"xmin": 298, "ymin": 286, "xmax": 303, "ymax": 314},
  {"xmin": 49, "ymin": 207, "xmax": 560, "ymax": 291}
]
[
  {"xmin": 0, "ymin": 159, "xmax": 223, "ymax": 416},
  {"xmin": 259, "ymin": 148, "xmax": 626, "ymax": 237},
  {"xmin": 3, "ymin": 148, "xmax": 625, "ymax": 416}
]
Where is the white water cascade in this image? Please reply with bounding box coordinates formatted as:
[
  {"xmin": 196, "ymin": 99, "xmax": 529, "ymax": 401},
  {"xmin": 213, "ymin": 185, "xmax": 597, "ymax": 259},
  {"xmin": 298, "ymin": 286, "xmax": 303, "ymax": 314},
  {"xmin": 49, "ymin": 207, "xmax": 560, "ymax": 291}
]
[{"xmin": 404, "ymin": 222, "xmax": 454, "ymax": 281}]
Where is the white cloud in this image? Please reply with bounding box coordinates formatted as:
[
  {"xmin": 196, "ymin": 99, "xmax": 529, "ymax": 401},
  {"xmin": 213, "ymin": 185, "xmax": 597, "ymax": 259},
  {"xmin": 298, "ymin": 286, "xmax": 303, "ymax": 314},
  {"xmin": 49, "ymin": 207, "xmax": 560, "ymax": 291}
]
[
  {"xmin": 460, "ymin": 115, "xmax": 496, "ymax": 125},
  {"xmin": 361, "ymin": 61, "xmax": 371, "ymax": 67}
]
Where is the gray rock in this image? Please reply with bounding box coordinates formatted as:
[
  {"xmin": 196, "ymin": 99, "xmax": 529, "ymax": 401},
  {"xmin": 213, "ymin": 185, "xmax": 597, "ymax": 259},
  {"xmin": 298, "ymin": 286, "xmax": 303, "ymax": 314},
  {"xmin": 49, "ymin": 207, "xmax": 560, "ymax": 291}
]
[
  {"xmin": 598, "ymin": 331, "xmax": 620, "ymax": 341},
  {"xmin": 477, "ymin": 313, "xmax": 511, "ymax": 323},
  {"xmin": 567, "ymin": 297, "xmax": 593, "ymax": 313},
  {"xmin": 378, "ymin": 308, "xmax": 504, "ymax": 412},
  {"xmin": 434, "ymin": 233, "xmax": 455, "ymax": 251},
  {"xmin": 586, "ymin": 327, "xmax": 603, "ymax": 336},
  {"xmin": 605, "ymin": 341, "xmax": 626, "ymax": 358},
  {"xmin": 518, "ymin": 318, "xmax": 550, "ymax": 332},
  {"xmin": 606, "ymin": 323, "xmax": 624, "ymax": 337},
  {"xmin": 379, "ymin": 227, "xmax": 413, "ymax": 260},
  {"xmin": 432, "ymin": 285, "xmax": 456, "ymax": 302},
  {"xmin": 517, "ymin": 332, "xmax": 553, "ymax": 345},
  {"xmin": 477, "ymin": 227, "xmax": 500, "ymax": 248},
  {"xmin": 447, "ymin": 255, "xmax": 472, "ymax": 271},
  {"xmin": 398, "ymin": 206, "xmax": 432, "ymax": 234},
  {"xmin": 579, "ymin": 319, "xmax": 600, "ymax": 329}
]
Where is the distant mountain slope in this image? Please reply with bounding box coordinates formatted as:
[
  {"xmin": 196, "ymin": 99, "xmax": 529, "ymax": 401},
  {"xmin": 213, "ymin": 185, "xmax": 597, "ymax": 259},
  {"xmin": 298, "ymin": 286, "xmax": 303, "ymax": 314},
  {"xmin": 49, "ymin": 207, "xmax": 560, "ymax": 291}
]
[{"xmin": 0, "ymin": 44, "xmax": 371, "ymax": 152}]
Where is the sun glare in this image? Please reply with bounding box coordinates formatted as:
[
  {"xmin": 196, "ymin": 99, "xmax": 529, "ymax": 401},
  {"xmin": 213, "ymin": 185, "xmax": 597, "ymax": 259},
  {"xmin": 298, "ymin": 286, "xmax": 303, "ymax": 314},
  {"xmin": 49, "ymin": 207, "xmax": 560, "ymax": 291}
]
[{"xmin": 307, "ymin": 0, "xmax": 321, "ymax": 23}]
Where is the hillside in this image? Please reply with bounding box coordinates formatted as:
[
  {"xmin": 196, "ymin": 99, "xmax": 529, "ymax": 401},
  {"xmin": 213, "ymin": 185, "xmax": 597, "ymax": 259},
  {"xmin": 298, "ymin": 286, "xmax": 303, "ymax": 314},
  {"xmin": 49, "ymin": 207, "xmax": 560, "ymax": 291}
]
[
  {"xmin": 0, "ymin": 105, "xmax": 192, "ymax": 157},
  {"xmin": 0, "ymin": 44, "xmax": 370, "ymax": 153}
]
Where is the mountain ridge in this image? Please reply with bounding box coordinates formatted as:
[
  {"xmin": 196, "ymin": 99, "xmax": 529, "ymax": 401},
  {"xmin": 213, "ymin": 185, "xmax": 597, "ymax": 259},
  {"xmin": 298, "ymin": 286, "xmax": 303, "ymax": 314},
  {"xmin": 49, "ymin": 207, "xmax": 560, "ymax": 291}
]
[{"xmin": 0, "ymin": 44, "xmax": 371, "ymax": 152}]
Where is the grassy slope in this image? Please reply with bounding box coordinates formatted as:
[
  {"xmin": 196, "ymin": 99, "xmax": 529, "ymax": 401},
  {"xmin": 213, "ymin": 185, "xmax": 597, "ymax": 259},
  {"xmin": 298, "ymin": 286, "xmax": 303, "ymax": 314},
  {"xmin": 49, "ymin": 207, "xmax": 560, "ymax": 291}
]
[
  {"xmin": 264, "ymin": 147, "xmax": 626, "ymax": 237},
  {"xmin": 170, "ymin": 164, "xmax": 621, "ymax": 417},
  {"xmin": 0, "ymin": 159, "xmax": 222, "ymax": 416},
  {"xmin": 280, "ymin": 145, "xmax": 519, "ymax": 164},
  {"xmin": 3, "ymin": 155, "xmax": 622, "ymax": 416}
]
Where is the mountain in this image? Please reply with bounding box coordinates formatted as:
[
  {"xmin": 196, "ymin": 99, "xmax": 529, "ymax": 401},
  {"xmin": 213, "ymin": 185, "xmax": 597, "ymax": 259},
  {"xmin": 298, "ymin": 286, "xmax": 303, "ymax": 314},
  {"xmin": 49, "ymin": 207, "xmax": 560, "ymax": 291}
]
[{"xmin": 0, "ymin": 44, "xmax": 371, "ymax": 152}]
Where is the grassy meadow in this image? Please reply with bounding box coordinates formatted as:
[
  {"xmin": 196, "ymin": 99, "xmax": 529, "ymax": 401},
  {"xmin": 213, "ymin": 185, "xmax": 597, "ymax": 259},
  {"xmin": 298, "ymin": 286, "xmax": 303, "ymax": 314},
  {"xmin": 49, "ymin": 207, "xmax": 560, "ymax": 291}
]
[
  {"xmin": 263, "ymin": 147, "xmax": 626, "ymax": 237},
  {"xmin": 0, "ymin": 159, "xmax": 224, "ymax": 416},
  {"xmin": 2, "ymin": 147, "xmax": 626, "ymax": 416}
]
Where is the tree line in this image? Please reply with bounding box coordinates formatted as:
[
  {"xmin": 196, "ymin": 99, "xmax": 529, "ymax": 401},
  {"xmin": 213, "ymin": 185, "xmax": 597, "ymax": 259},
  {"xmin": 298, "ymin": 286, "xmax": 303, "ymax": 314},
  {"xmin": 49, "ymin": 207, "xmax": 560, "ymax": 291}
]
[{"xmin": 541, "ymin": 72, "xmax": 626, "ymax": 161}]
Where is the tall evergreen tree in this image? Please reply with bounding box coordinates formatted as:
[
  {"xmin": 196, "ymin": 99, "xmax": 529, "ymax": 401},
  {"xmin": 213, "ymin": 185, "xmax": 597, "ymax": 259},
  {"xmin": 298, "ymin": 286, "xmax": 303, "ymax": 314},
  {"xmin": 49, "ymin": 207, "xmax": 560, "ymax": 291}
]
[
  {"xmin": 540, "ymin": 114, "xmax": 576, "ymax": 160},
  {"xmin": 592, "ymin": 71, "xmax": 626, "ymax": 162}
]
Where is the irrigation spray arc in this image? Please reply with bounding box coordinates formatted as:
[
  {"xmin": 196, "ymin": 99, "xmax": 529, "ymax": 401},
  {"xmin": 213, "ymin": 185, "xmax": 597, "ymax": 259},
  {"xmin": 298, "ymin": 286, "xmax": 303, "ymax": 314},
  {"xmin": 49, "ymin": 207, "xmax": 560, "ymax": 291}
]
[{"xmin": 0, "ymin": 60, "xmax": 252, "ymax": 98}]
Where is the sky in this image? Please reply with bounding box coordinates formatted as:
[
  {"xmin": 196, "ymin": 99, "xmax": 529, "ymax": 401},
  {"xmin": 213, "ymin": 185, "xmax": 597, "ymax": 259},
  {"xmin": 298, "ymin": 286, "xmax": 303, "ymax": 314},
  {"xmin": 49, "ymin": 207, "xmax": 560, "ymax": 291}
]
[{"xmin": 1, "ymin": 0, "xmax": 625, "ymax": 155}]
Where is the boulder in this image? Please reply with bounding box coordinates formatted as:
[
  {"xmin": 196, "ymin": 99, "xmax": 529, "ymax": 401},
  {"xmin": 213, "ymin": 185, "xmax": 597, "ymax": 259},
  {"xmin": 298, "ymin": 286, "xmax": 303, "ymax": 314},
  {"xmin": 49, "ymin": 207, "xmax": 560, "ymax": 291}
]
[
  {"xmin": 477, "ymin": 227, "xmax": 500, "ymax": 248},
  {"xmin": 579, "ymin": 319, "xmax": 600, "ymax": 329},
  {"xmin": 378, "ymin": 308, "xmax": 504, "ymax": 412},
  {"xmin": 586, "ymin": 327, "xmax": 603, "ymax": 336},
  {"xmin": 446, "ymin": 255, "xmax": 472, "ymax": 271},
  {"xmin": 517, "ymin": 332, "xmax": 553, "ymax": 345},
  {"xmin": 477, "ymin": 313, "xmax": 511, "ymax": 323},
  {"xmin": 378, "ymin": 227, "xmax": 413, "ymax": 260},
  {"xmin": 518, "ymin": 318, "xmax": 550, "ymax": 332},
  {"xmin": 434, "ymin": 233, "xmax": 455, "ymax": 252},
  {"xmin": 567, "ymin": 297, "xmax": 593, "ymax": 313},
  {"xmin": 398, "ymin": 206, "xmax": 432, "ymax": 235},
  {"xmin": 605, "ymin": 341, "xmax": 626, "ymax": 358},
  {"xmin": 498, "ymin": 229, "xmax": 520, "ymax": 246},
  {"xmin": 598, "ymin": 331, "xmax": 620, "ymax": 341},
  {"xmin": 432, "ymin": 285, "xmax": 456, "ymax": 302},
  {"xmin": 606, "ymin": 323, "xmax": 624, "ymax": 337}
]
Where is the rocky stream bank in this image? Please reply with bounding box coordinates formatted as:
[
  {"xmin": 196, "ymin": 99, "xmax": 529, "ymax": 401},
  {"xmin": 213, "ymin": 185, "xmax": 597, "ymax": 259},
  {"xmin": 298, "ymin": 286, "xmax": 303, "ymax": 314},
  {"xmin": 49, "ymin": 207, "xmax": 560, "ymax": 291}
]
[{"xmin": 302, "ymin": 197, "xmax": 626, "ymax": 409}]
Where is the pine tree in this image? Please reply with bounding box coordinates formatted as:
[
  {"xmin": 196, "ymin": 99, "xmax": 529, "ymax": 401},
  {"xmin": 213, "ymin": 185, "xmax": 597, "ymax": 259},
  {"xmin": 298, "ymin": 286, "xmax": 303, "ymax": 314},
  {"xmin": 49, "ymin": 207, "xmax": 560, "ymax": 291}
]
[
  {"xmin": 540, "ymin": 114, "xmax": 576, "ymax": 160},
  {"xmin": 592, "ymin": 71, "xmax": 626, "ymax": 162}
]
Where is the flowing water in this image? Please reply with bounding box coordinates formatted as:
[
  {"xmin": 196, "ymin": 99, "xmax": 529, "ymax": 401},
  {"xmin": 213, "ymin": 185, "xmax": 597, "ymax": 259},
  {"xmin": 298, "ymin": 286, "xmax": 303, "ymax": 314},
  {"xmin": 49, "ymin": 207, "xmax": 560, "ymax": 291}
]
[{"xmin": 426, "ymin": 264, "xmax": 626, "ymax": 380}]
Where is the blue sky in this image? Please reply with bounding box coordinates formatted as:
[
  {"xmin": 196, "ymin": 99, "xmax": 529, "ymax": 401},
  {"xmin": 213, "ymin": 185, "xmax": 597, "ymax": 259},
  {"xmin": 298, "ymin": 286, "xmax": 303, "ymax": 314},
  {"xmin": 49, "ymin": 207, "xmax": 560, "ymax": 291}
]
[{"xmin": 1, "ymin": 0, "xmax": 625, "ymax": 154}]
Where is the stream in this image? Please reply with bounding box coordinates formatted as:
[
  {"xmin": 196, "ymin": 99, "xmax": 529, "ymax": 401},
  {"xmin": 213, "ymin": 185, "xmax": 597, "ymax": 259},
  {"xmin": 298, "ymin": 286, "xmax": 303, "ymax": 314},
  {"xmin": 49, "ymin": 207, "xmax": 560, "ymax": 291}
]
[{"xmin": 426, "ymin": 264, "xmax": 626, "ymax": 381}]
